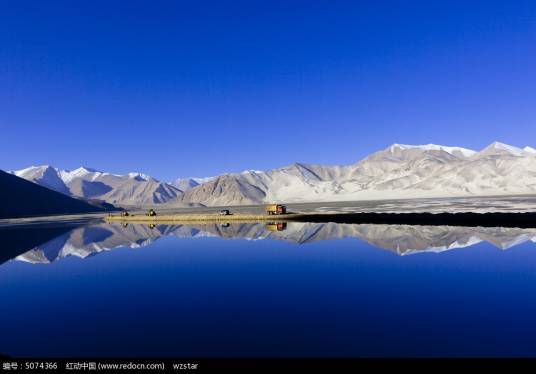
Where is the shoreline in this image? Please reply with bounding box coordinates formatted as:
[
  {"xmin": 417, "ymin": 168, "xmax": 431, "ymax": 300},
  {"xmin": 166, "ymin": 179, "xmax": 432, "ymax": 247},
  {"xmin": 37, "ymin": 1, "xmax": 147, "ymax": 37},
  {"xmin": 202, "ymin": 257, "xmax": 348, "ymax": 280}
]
[
  {"xmin": 105, "ymin": 213, "xmax": 308, "ymax": 223},
  {"xmin": 105, "ymin": 211, "xmax": 536, "ymax": 228}
]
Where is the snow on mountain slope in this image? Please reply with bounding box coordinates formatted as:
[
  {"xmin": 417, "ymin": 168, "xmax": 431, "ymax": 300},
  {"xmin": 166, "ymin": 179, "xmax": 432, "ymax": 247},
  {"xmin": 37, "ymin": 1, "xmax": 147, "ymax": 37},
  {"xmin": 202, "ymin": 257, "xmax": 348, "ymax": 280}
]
[
  {"xmin": 13, "ymin": 165, "xmax": 70, "ymax": 194},
  {"xmin": 390, "ymin": 143, "xmax": 477, "ymax": 158},
  {"xmin": 12, "ymin": 141, "xmax": 536, "ymax": 207},
  {"xmin": 472, "ymin": 141, "xmax": 526, "ymax": 158},
  {"xmin": 178, "ymin": 141, "xmax": 536, "ymax": 205},
  {"xmin": 12, "ymin": 165, "xmax": 182, "ymax": 206},
  {"xmin": 0, "ymin": 170, "xmax": 105, "ymax": 218}
]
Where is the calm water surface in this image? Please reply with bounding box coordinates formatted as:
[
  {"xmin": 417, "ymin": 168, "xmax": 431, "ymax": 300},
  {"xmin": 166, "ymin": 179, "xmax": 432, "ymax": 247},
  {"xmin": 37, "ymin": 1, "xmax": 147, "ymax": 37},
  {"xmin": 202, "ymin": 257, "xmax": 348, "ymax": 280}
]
[{"xmin": 1, "ymin": 221, "xmax": 536, "ymax": 357}]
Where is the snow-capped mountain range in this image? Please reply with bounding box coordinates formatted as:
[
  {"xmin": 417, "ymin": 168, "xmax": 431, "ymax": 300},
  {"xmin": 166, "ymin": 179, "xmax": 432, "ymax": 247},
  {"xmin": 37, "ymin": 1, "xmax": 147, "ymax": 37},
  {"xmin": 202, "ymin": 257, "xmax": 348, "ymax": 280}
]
[
  {"xmin": 9, "ymin": 141, "xmax": 536, "ymax": 206},
  {"xmin": 11, "ymin": 166, "xmax": 181, "ymax": 206}
]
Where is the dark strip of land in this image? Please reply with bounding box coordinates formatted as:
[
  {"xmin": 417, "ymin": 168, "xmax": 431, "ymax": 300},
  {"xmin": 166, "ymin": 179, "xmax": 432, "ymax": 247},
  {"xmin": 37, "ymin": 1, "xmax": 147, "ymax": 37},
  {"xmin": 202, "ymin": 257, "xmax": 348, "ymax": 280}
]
[{"xmin": 291, "ymin": 212, "xmax": 536, "ymax": 228}]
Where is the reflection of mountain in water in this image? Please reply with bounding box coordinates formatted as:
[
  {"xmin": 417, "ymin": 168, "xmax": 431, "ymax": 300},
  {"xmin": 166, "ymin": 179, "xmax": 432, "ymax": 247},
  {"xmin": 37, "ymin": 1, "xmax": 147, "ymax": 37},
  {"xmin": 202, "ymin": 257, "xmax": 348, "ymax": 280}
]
[
  {"xmin": 0, "ymin": 224, "xmax": 80, "ymax": 265},
  {"xmin": 12, "ymin": 222, "xmax": 536, "ymax": 264}
]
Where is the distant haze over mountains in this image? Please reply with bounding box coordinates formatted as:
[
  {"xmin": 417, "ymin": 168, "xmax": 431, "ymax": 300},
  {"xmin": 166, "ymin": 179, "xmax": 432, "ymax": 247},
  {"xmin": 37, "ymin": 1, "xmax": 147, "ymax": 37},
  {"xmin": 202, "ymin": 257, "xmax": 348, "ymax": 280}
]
[{"xmin": 9, "ymin": 142, "xmax": 536, "ymax": 207}]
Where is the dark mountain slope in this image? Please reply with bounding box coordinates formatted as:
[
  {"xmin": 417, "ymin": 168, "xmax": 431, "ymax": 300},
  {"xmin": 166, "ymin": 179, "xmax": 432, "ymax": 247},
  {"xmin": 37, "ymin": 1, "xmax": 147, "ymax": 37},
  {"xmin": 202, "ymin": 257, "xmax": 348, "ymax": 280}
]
[{"xmin": 0, "ymin": 170, "xmax": 105, "ymax": 219}]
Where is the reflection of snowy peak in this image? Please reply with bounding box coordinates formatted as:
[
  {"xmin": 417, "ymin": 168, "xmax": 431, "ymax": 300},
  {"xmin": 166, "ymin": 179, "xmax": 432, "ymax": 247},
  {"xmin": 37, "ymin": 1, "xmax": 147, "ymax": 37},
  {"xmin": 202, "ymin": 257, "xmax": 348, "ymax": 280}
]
[{"xmin": 15, "ymin": 222, "xmax": 536, "ymax": 264}]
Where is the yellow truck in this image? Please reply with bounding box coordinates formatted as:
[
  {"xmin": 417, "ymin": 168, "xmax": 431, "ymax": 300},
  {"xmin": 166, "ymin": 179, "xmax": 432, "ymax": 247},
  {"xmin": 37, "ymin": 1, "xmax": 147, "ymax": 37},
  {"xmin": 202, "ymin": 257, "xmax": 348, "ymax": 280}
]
[
  {"xmin": 266, "ymin": 222, "xmax": 287, "ymax": 231},
  {"xmin": 265, "ymin": 204, "xmax": 287, "ymax": 215}
]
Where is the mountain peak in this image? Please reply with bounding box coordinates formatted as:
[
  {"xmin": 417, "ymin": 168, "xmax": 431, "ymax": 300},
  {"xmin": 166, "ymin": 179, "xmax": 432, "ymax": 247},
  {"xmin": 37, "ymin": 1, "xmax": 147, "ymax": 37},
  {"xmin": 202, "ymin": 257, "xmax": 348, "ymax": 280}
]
[
  {"xmin": 73, "ymin": 166, "xmax": 99, "ymax": 173},
  {"xmin": 13, "ymin": 165, "xmax": 55, "ymax": 175},
  {"xmin": 387, "ymin": 143, "xmax": 476, "ymax": 157},
  {"xmin": 11, "ymin": 140, "xmax": 536, "ymax": 207},
  {"xmin": 241, "ymin": 169, "xmax": 264, "ymax": 175},
  {"xmin": 477, "ymin": 142, "xmax": 524, "ymax": 157},
  {"xmin": 128, "ymin": 172, "xmax": 153, "ymax": 181},
  {"xmin": 487, "ymin": 141, "xmax": 517, "ymax": 149},
  {"xmin": 12, "ymin": 164, "xmax": 60, "ymax": 177},
  {"xmin": 11, "ymin": 165, "xmax": 70, "ymax": 194}
]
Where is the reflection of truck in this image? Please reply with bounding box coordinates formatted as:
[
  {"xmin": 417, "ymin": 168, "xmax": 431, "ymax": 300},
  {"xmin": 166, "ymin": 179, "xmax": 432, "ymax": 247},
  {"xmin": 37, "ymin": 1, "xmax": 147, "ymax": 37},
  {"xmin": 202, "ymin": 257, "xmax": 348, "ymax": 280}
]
[
  {"xmin": 266, "ymin": 222, "xmax": 287, "ymax": 232},
  {"xmin": 265, "ymin": 204, "xmax": 287, "ymax": 215}
]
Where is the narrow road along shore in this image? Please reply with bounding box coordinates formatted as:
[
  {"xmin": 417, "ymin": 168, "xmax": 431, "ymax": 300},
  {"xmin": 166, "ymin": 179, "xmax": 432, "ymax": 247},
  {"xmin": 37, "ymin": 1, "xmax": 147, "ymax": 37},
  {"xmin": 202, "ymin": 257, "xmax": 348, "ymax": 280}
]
[
  {"xmin": 105, "ymin": 211, "xmax": 536, "ymax": 228},
  {"xmin": 105, "ymin": 213, "xmax": 307, "ymax": 223}
]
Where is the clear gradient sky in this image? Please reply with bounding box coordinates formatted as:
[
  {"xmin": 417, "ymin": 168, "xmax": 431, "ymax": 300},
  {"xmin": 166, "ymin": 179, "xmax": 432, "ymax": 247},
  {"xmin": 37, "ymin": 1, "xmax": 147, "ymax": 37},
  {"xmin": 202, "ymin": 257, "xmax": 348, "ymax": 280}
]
[{"xmin": 1, "ymin": 1, "xmax": 536, "ymax": 181}]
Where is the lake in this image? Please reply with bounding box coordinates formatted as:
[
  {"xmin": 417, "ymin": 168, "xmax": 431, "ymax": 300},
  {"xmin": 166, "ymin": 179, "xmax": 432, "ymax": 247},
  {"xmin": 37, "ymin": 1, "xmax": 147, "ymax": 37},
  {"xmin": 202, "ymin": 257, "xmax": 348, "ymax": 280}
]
[{"xmin": 2, "ymin": 220, "xmax": 536, "ymax": 357}]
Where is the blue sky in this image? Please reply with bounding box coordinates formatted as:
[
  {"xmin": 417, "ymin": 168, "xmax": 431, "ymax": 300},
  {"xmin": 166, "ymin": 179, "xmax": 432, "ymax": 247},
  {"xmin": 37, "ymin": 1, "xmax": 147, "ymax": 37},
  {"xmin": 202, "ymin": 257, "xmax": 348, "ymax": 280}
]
[{"xmin": 1, "ymin": 1, "xmax": 535, "ymax": 181}]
